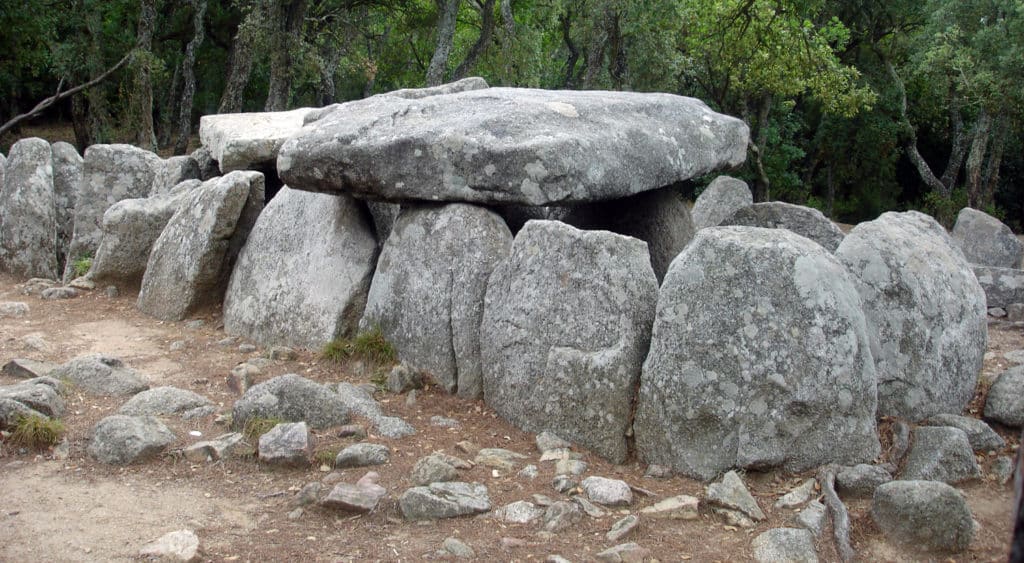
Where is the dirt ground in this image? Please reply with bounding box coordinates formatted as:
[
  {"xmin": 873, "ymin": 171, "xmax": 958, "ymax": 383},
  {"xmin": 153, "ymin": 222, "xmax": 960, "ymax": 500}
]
[{"xmin": 0, "ymin": 271, "xmax": 1021, "ymax": 562}]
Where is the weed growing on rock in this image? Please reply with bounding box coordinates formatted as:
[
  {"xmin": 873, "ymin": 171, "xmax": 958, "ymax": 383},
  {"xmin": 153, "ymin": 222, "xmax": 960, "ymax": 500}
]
[
  {"xmin": 242, "ymin": 416, "xmax": 285, "ymax": 441},
  {"xmin": 9, "ymin": 414, "xmax": 64, "ymax": 449},
  {"xmin": 321, "ymin": 327, "xmax": 397, "ymax": 365}
]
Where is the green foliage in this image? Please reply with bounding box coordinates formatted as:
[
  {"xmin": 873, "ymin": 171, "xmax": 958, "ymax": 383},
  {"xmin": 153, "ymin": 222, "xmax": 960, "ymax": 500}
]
[
  {"xmin": 8, "ymin": 414, "xmax": 65, "ymax": 450},
  {"xmin": 321, "ymin": 328, "xmax": 397, "ymax": 365},
  {"xmin": 72, "ymin": 254, "xmax": 92, "ymax": 278},
  {"xmin": 920, "ymin": 188, "xmax": 969, "ymax": 228},
  {"xmin": 314, "ymin": 447, "xmax": 340, "ymax": 467},
  {"xmin": 242, "ymin": 416, "xmax": 285, "ymax": 441}
]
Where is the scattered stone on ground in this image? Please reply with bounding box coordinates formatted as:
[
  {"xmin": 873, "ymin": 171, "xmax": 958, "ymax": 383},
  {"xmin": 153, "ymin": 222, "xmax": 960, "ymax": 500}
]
[
  {"xmin": 88, "ymin": 414, "xmax": 176, "ymax": 465},
  {"xmin": 795, "ymin": 500, "xmax": 827, "ymax": 537},
  {"xmin": 334, "ymin": 443, "xmax": 390, "ymax": 468},
  {"xmin": 594, "ymin": 542, "xmax": 652, "ymax": 563},
  {"xmin": 872, "ymin": 480, "xmax": 975, "ymax": 553},
  {"xmin": 640, "ymin": 495, "xmax": 699, "ymax": 520},
  {"xmin": 118, "ymin": 386, "xmax": 214, "ymax": 419},
  {"xmin": 774, "ymin": 479, "xmax": 817, "ymax": 509},
  {"xmin": 606, "ymin": 515, "xmax": 640, "ymax": 542},
  {"xmin": 705, "ymin": 471, "xmax": 766, "ymax": 521},
  {"xmin": 543, "ymin": 500, "xmax": 583, "ymax": 532},
  {"xmin": 182, "ymin": 432, "xmax": 253, "ymax": 463},
  {"xmin": 836, "ymin": 464, "xmax": 892, "ymax": 497},
  {"xmin": 232, "ymin": 374, "xmax": 349, "ymax": 430},
  {"xmin": 580, "ymin": 476, "xmax": 632, "ymax": 506},
  {"xmin": 50, "ymin": 354, "xmax": 150, "ymax": 396},
  {"xmin": 921, "ymin": 413, "xmax": 1005, "ymax": 451},
  {"xmin": 138, "ymin": 529, "xmax": 200, "ymax": 562},
  {"xmin": 900, "ymin": 426, "xmax": 982, "ymax": 484},
  {"xmin": 492, "ymin": 501, "xmax": 545, "ymax": 524},
  {"xmin": 751, "ymin": 528, "xmax": 819, "ymax": 563},
  {"xmin": 984, "ymin": 365, "xmax": 1024, "ymax": 426},
  {"xmin": 258, "ymin": 421, "xmax": 313, "ymax": 467},
  {"xmin": 320, "ymin": 471, "xmax": 387, "ymax": 513},
  {"xmin": 398, "ymin": 482, "xmax": 491, "ymax": 521}
]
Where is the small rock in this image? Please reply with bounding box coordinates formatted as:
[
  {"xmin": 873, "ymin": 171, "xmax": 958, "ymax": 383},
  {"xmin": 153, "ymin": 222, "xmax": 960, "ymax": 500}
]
[
  {"xmin": 1005, "ymin": 350, "xmax": 1024, "ymax": 365},
  {"xmin": 321, "ymin": 473, "xmax": 386, "ymax": 513},
  {"xmin": 118, "ymin": 386, "xmax": 213, "ymax": 418},
  {"xmin": 227, "ymin": 363, "xmax": 258, "ymax": 395},
  {"xmin": 713, "ymin": 507, "xmax": 755, "ymax": 528},
  {"xmin": 41, "ymin": 287, "xmax": 77, "ymax": 300},
  {"xmin": 430, "ymin": 415, "xmax": 459, "ymax": 428},
  {"xmin": 552, "ymin": 475, "xmax": 577, "ymax": 494},
  {"xmin": 105, "ymin": 286, "xmax": 119, "ymax": 298},
  {"xmin": 493, "ymin": 501, "xmax": 544, "ymax": 524},
  {"xmin": 475, "ymin": 448, "xmax": 528, "ymax": 470},
  {"xmin": 984, "ymin": 365, "xmax": 1024, "ymax": 426},
  {"xmin": 386, "ymin": 364, "xmax": 424, "ymax": 394},
  {"xmin": 872, "ymin": 480, "xmax": 974, "ymax": 552},
  {"xmin": 501, "ymin": 537, "xmax": 527, "ymax": 549},
  {"xmin": 1, "ymin": 359, "xmax": 57, "ymax": 379},
  {"xmin": 258, "ymin": 422, "xmax": 313, "ymax": 467},
  {"xmin": 901, "ymin": 426, "xmax": 981, "ymax": 484},
  {"xmin": 267, "ymin": 346, "xmax": 297, "ymax": 361},
  {"xmin": 581, "ymin": 476, "xmax": 632, "ymax": 506},
  {"xmin": 338, "ymin": 424, "xmax": 367, "ymax": 439},
  {"xmin": 184, "ymin": 319, "xmax": 205, "ymax": 330},
  {"xmin": 287, "ymin": 508, "xmax": 303, "ymax": 520},
  {"xmin": 989, "ymin": 307, "xmax": 1008, "ymax": 318},
  {"xmin": 399, "ymin": 482, "xmax": 491, "ymax": 520},
  {"xmin": 169, "ymin": 340, "xmax": 188, "ymax": 352},
  {"xmin": 88, "ymin": 415, "xmax": 176, "ymax": 465},
  {"xmin": 455, "ymin": 441, "xmax": 479, "ymax": 456},
  {"xmin": 543, "ymin": 501, "xmax": 582, "ymax": 532},
  {"xmin": 751, "ymin": 528, "xmax": 818, "ymax": 563},
  {"xmin": 640, "ymin": 495, "xmax": 699, "ymax": 520},
  {"xmin": 795, "ymin": 500, "xmax": 826, "ymax": 537},
  {"xmin": 993, "ymin": 456, "xmax": 1015, "ymax": 484},
  {"xmin": 595, "ymin": 542, "xmax": 652, "ymax": 563},
  {"xmin": 294, "ymin": 482, "xmax": 323, "ymax": 506},
  {"xmin": 21, "ymin": 333, "xmax": 51, "ymax": 352},
  {"xmin": 705, "ymin": 470, "xmax": 765, "ymax": 521},
  {"xmin": 404, "ymin": 389, "xmax": 417, "ymax": 406},
  {"xmin": 774, "ymin": 479, "xmax": 817, "ymax": 509},
  {"xmin": 572, "ymin": 496, "xmax": 607, "ymax": 518},
  {"xmin": 51, "ymin": 354, "xmax": 149, "ymax": 396},
  {"xmin": 606, "ymin": 515, "xmax": 640, "ymax": 542},
  {"xmin": 138, "ymin": 529, "xmax": 200, "ymax": 562},
  {"xmin": 335, "ymin": 443, "xmax": 390, "ymax": 468},
  {"xmin": 442, "ymin": 537, "xmax": 475, "ymax": 559},
  {"xmin": 533, "ymin": 494, "xmax": 556, "ymax": 506},
  {"xmin": 921, "ymin": 414, "xmax": 1005, "ymax": 451},
  {"xmin": 518, "ymin": 465, "xmax": 538, "ymax": 480},
  {"xmin": 556, "ymin": 458, "xmax": 587, "ymax": 476},
  {"xmin": 836, "ymin": 464, "xmax": 893, "ymax": 497},
  {"xmin": 1009, "ymin": 303, "xmax": 1024, "ymax": 322},
  {"xmin": 68, "ymin": 277, "xmax": 95, "ymax": 290},
  {"xmin": 238, "ymin": 343, "xmax": 257, "ymax": 354},
  {"xmin": 411, "ymin": 454, "xmax": 459, "ymax": 486},
  {"xmin": 644, "ymin": 464, "xmax": 672, "ymax": 479},
  {"xmin": 0, "ymin": 302, "xmax": 30, "ymax": 318},
  {"xmin": 536, "ymin": 431, "xmax": 571, "ymax": 453},
  {"xmin": 183, "ymin": 432, "xmax": 253, "ymax": 462},
  {"xmin": 540, "ymin": 448, "xmax": 582, "ymax": 462},
  {"xmin": 546, "ymin": 556, "xmax": 572, "ymax": 563},
  {"xmin": 217, "ymin": 337, "xmax": 236, "ymax": 347}
]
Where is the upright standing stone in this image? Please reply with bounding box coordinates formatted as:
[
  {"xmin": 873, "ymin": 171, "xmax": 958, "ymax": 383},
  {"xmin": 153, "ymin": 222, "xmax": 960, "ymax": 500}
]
[
  {"xmin": 691, "ymin": 176, "xmax": 753, "ymax": 230},
  {"xmin": 360, "ymin": 203, "xmax": 512, "ymax": 398},
  {"xmin": 151, "ymin": 155, "xmax": 200, "ymax": 196},
  {"xmin": 836, "ymin": 211, "xmax": 987, "ymax": 420},
  {"xmin": 722, "ymin": 201, "xmax": 844, "ymax": 252},
  {"xmin": 50, "ymin": 142, "xmax": 83, "ymax": 271},
  {"xmin": 636, "ymin": 227, "xmax": 879, "ymax": 480},
  {"xmin": 63, "ymin": 144, "xmax": 161, "ymax": 282},
  {"xmin": 952, "ymin": 207, "xmax": 1023, "ymax": 268},
  {"xmin": 481, "ymin": 220, "xmax": 658, "ymax": 463},
  {"xmin": 0, "ymin": 138, "xmax": 58, "ymax": 279},
  {"xmin": 138, "ymin": 171, "xmax": 258, "ymax": 320},
  {"xmin": 224, "ymin": 186, "xmax": 377, "ymax": 348}
]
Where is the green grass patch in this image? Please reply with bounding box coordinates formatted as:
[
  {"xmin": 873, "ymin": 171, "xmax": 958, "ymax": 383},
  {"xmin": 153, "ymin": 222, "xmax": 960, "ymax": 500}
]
[
  {"xmin": 241, "ymin": 416, "xmax": 285, "ymax": 441},
  {"xmin": 314, "ymin": 448, "xmax": 340, "ymax": 467},
  {"xmin": 321, "ymin": 327, "xmax": 397, "ymax": 365},
  {"xmin": 9, "ymin": 414, "xmax": 65, "ymax": 449},
  {"xmin": 72, "ymin": 254, "xmax": 93, "ymax": 278}
]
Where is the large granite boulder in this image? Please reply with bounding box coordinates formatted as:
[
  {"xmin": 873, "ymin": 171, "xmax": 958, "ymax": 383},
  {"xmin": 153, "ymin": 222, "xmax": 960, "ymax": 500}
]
[
  {"xmin": 62, "ymin": 144, "xmax": 162, "ymax": 282},
  {"xmin": 835, "ymin": 211, "xmax": 987, "ymax": 421},
  {"xmin": 87, "ymin": 183, "xmax": 198, "ymax": 286},
  {"xmin": 279, "ymin": 88, "xmax": 748, "ymax": 205},
  {"xmin": 232, "ymin": 374, "xmax": 350, "ymax": 430},
  {"xmin": 563, "ymin": 187, "xmax": 696, "ymax": 282},
  {"xmin": 635, "ymin": 227, "xmax": 879, "ymax": 480},
  {"xmin": 360, "ymin": 203, "xmax": 512, "ymax": 398},
  {"xmin": 951, "ymin": 207, "xmax": 1023, "ymax": 268},
  {"xmin": 138, "ymin": 171, "xmax": 260, "ymax": 321},
  {"xmin": 0, "ymin": 137, "xmax": 58, "ymax": 279},
  {"xmin": 721, "ymin": 201, "xmax": 844, "ymax": 252},
  {"xmin": 480, "ymin": 220, "xmax": 658, "ymax": 463},
  {"xmin": 224, "ymin": 186, "xmax": 377, "ymax": 348},
  {"xmin": 199, "ymin": 107, "xmax": 316, "ymax": 173},
  {"xmin": 972, "ymin": 265, "xmax": 1024, "ymax": 308},
  {"xmin": 691, "ymin": 176, "xmax": 752, "ymax": 230},
  {"xmin": 50, "ymin": 141, "xmax": 83, "ymax": 270}
]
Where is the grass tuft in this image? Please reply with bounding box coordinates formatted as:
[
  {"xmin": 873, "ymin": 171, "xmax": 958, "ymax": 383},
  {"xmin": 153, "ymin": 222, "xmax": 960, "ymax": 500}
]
[
  {"xmin": 314, "ymin": 448, "xmax": 340, "ymax": 467},
  {"xmin": 72, "ymin": 254, "xmax": 93, "ymax": 278},
  {"xmin": 9, "ymin": 414, "xmax": 65, "ymax": 449},
  {"xmin": 321, "ymin": 327, "xmax": 397, "ymax": 365},
  {"xmin": 241, "ymin": 416, "xmax": 285, "ymax": 441}
]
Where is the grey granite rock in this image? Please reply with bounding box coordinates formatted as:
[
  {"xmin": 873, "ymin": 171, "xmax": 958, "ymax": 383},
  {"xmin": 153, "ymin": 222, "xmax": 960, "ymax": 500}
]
[
  {"xmin": 722, "ymin": 201, "xmax": 844, "ymax": 252},
  {"xmin": 50, "ymin": 142, "xmax": 82, "ymax": 271},
  {"xmin": 901, "ymin": 426, "xmax": 981, "ymax": 484},
  {"xmin": 0, "ymin": 138, "xmax": 58, "ymax": 278},
  {"xmin": 581, "ymin": 476, "xmax": 633, "ymax": 506},
  {"xmin": 233, "ymin": 374, "xmax": 349, "ymax": 430},
  {"xmin": 836, "ymin": 464, "xmax": 892, "ymax": 497},
  {"xmin": 88, "ymin": 414, "xmax": 175, "ymax": 465},
  {"xmin": 972, "ymin": 266, "xmax": 1024, "ymax": 308},
  {"xmin": 50, "ymin": 355, "xmax": 149, "ymax": 396},
  {"xmin": 984, "ymin": 365, "xmax": 1024, "ymax": 426},
  {"xmin": 921, "ymin": 413, "xmax": 1005, "ymax": 451},
  {"xmin": 398, "ymin": 482, "xmax": 491, "ymax": 521},
  {"xmin": 258, "ymin": 421, "xmax": 313, "ymax": 466},
  {"xmin": 118, "ymin": 386, "xmax": 213, "ymax": 418},
  {"xmin": 752, "ymin": 528, "xmax": 818, "ymax": 563},
  {"xmin": 705, "ymin": 471, "xmax": 765, "ymax": 521},
  {"xmin": 691, "ymin": 175, "xmax": 752, "ymax": 230},
  {"xmin": 952, "ymin": 207, "xmax": 1023, "ymax": 268},
  {"xmin": 335, "ymin": 443, "xmax": 390, "ymax": 468},
  {"xmin": 199, "ymin": 107, "xmax": 316, "ymax": 173},
  {"xmin": 872, "ymin": 480, "xmax": 974, "ymax": 552}
]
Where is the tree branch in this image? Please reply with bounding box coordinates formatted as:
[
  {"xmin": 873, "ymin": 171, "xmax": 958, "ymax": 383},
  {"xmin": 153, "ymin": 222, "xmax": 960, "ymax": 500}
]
[{"xmin": 0, "ymin": 51, "xmax": 132, "ymax": 139}]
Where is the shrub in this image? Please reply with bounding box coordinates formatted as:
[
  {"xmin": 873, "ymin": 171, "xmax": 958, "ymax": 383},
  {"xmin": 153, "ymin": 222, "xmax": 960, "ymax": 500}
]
[
  {"xmin": 72, "ymin": 254, "xmax": 93, "ymax": 278},
  {"xmin": 8, "ymin": 414, "xmax": 64, "ymax": 449}
]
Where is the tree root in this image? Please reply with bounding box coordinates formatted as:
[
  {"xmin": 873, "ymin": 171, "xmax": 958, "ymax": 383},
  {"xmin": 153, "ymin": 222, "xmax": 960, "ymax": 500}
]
[{"xmin": 818, "ymin": 465, "xmax": 855, "ymax": 562}]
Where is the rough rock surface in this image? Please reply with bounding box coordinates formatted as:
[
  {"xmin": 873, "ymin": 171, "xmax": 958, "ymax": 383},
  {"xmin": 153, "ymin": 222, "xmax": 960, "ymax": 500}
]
[
  {"xmin": 138, "ymin": 529, "xmax": 200, "ymax": 562},
  {"xmin": 50, "ymin": 355, "xmax": 149, "ymax": 396},
  {"xmin": 872, "ymin": 480, "xmax": 974, "ymax": 552},
  {"xmin": 751, "ymin": 528, "xmax": 819, "ymax": 563},
  {"xmin": 63, "ymin": 144, "xmax": 162, "ymax": 282},
  {"xmin": 722, "ymin": 201, "xmax": 845, "ymax": 252},
  {"xmin": 360, "ymin": 203, "xmax": 511, "ymax": 398},
  {"xmin": 398, "ymin": 482, "xmax": 491, "ymax": 520},
  {"xmin": 199, "ymin": 107, "xmax": 316, "ymax": 173},
  {"xmin": 321, "ymin": 472, "xmax": 387, "ymax": 513},
  {"xmin": 480, "ymin": 220, "xmax": 658, "ymax": 463},
  {"xmin": 581, "ymin": 476, "xmax": 633, "ymax": 506},
  {"xmin": 335, "ymin": 443, "xmax": 390, "ymax": 468},
  {"xmin": 258, "ymin": 421, "xmax": 313, "ymax": 466},
  {"xmin": 836, "ymin": 464, "xmax": 892, "ymax": 497},
  {"xmin": 183, "ymin": 432, "xmax": 253, "ymax": 462},
  {"xmin": 50, "ymin": 141, "xmax": 83, "ymax": 270},
  {"xmin": 641, "ymin": 495, "xmax": 700, "ymax": 520},
  {"xmin": 563, "ymin": 187, "xmax": 696, "ymax": 282},
  {"xmin": 921, "ymin": 414, "xmax": 1005, "ymax": 451},
  {"xmin": 0, "ymin": 137, "xmax": 58, "ymax": 278},
  {"xmin": 335, "ymin": 382, "xmax": 414, "ymax": 438},
  {"xmin": 279, "ymin": 88, "xmax": 749, "ymax": 205},
  {"xmin": 983, "ymin": 365, "xmax": 1024, "ymax": 426},
  {"xmin": 973, "ymin": 266, "xmax": 1024, "ymax": 308},
  {"xmin": 224, "ymin": 186, "xmax": 377, "ymax": 348},
  {"xmin": 1, "ymin": 358, "xmax": 57, "ymax": 379},
  {"xmin": 835, "ymin": 211, "xmax": 987, "ymax": 421},
  {"xmin": 952, "ymin": 207, "xmax": 1023, "ymax": 268},
  {"xmin": 636, "ymin": 227, "xmax": 879, "ymax": 479},
  {"xmin": 151, "ymin": 156, "xmax": 200, "ymax": 196},
  {"xmin": 88, "ymin": 415, "xmax": 176, "ymax": 465},
  {"xmin": 87, "ymin": 186, "xmax": 196, "ymax": 286},
  {"xmin": 901, "ymin": 426, "xmax": 981, "ymax": 484},
  {"xmin": 117, "ymin": 386, "xmax": 213, "ymax": 418},
  {"xmin": 0, "ymin": 378, "xmax": 65, "ymax": 418},
  {"xmin": 138, "ymin": 171, "xmax": 260, "ymax": 320},
  {"xmin": 232, "ymin": 374, "xmax": 349, "ymax": 430},
  {"xmin": 691, "ymin": 176, "xmax": 752, "ymax": 230},
  {"xmin": 190, "ymin": 146, "xmax": 220, "ymax": 180},
  {"xmin": 705, "ymin": 471, "xmax": 766, "ymax": 521},
  {"xmin": 384, "ymin": 76, "xmax": 490, "ymax": 100}
]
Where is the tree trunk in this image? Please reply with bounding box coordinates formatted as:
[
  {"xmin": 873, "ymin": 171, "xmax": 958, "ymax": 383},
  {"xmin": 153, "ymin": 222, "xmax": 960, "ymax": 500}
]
[
  {"xmin": 750, "ymin": 94, "xmax": 773, "ymax": 202},
  {"xmin": 582, "ymin": 20, "xmax": 608, "ymax": 88},
  {"xmin": 560, "ymin": 10, "xmax": 580, "ymax": 88},
  {"xmin": 133, "ymin": 0, "xmax": 158, "ymax": 151},
  {"xmin": 158, "ymin": 60, "xmax": 181, "ymax": 147},
  {"xmin": 174, "ymin": 0, "xmax": 207, "ymax": 155},
  {"xmin": 980, "ymin": 117, "xmax": 1007, "ymax": 208},
  {"xmin": 453, "ymin": 0, "xmax": 496, "ymax": 80},
  {"xmin": 939, "ymin": 90, "xmax": 968, "ymax": 189},
  {"xmin": 965, "ymin": 108, "xmax": 992, "ymax": 208},
  {"xmin": 825, "ymin": 163, "xmax": 835, "ymax": 218},
  {"xmin": 607, "ymin": 12, "xmax": 627, "ymax": 89},
  {"xmin": 265, "ymin": 0, "xmax": 309, "ymax": 111},
  {"xmin": 71, "ymin": 95, "xmax": 91, "ymax": 151},
  {"xmin": 426, "ymin": 0, "xmax": 460, "ymax": 86},
  {"xmin": 219, "ymin": 14, "xmax": 257, "ymax": 113}
]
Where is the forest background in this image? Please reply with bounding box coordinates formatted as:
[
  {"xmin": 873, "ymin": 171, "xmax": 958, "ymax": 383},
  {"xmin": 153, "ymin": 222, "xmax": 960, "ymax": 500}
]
[{"xmin": 1, "ymin": 0, "xmax": 1021, "ymax": 229}]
